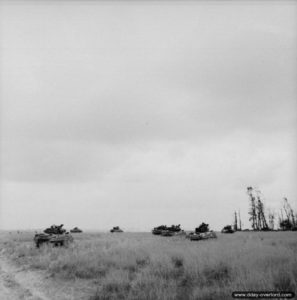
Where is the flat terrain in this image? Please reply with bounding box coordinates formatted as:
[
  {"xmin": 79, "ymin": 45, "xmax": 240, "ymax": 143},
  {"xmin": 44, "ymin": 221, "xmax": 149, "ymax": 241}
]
[{"xmin": 0, "ymin": 231, "xmax": 296, "ymax": 300}]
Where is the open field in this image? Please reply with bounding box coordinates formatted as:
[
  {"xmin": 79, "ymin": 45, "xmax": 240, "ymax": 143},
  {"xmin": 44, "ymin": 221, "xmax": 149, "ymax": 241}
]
[{"xmin": 0, "ymin": 231, "xmax": 296, "ymax": 300}]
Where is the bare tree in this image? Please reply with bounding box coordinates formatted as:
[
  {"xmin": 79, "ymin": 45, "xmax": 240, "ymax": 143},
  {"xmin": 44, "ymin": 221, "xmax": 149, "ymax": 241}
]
[
  {"xmin": 234, "ymin": 211, "xmax": 238, "ymax": 231},
  {"xmin": 247, "ymin": 187, "xmax": 269, "ymax": 230},
  {"xmin": 268, "ymin": 209, "xmax": 275, "ymax": 230},
  {"xmin": 279, "ymin": 197, "xmax": 296, "ymax": 230},
  {"xmin": 255, "ymin": 190, "xmax": 269, "ymax": 230},
  {"xmin": 247, "ymin": 187, "xmax": 257, "ymax": 230},
  {"xmin": 238, "ymin": 210, "xmax": 242, "ymax": 231}
]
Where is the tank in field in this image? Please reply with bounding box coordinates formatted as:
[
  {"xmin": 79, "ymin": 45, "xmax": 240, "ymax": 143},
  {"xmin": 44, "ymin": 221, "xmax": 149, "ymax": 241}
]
[
  {"xmin": 188, "ymin": 222, "xmax": 217, "ymax": 241},
  {"xmin": 195, "ymin": 222, "xmax": 209, "ymax": 234},
  {"xmin": 34, "ymin": 224, "xmax": 73, "ymax": 248},
  {"xmin": 152, "ymin": 225, "xmax": 167, "ymax": 235},
  {"xmin": 70, "ymin": 227, "xmax": 83, "ymax": 233},
  {"xmin": 153, "ymin": 224, "xmax": 183, "ymax": 236},
  {"xmin": 110, "ymin": 226, "xmax": 123, "ymax": 233},
  {"xmin": 221, "ymin": 225, "xmax": 234, "ymax": 233}
]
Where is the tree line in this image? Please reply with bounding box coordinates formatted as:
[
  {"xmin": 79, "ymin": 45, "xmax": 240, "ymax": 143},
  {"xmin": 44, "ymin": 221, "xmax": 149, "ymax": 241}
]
[{"xmin": 244, "ymin": 187, "xmax": 297, "ymax": 231}]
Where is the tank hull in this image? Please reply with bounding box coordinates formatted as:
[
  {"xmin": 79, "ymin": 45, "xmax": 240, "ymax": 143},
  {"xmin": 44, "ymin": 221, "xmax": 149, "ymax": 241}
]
[
  {"xmin": 190, "ymin": 231, "xmax": 217, "ymax": 241},
  {"xmin": 34, "ymin": 233, "xmax": 73, "ymax": 248},
  {"xmin": 70, "ymin": 229, "xmax": 83, "ymax": 233}
]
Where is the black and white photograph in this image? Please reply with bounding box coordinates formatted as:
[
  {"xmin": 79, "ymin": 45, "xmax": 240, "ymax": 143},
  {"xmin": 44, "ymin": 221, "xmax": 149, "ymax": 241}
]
[{"xmin": 0, "ymin": 0, "xmax": 296, "ymax": 299}]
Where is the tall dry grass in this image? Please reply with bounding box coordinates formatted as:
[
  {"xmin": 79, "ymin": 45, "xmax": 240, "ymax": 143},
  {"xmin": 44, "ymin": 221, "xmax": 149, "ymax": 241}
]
[{"xmin": 0, "ymin": 231, "xmax": 296, "ymax": 300}]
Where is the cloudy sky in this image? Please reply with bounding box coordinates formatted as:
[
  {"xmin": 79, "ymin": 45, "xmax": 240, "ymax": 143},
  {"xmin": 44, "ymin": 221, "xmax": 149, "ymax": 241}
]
[{"xmin": 0, "ymin": 1, "xmax": 296, "ymax": 231}]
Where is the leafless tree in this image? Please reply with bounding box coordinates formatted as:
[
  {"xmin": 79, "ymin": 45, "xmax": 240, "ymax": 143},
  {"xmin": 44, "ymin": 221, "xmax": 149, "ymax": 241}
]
[
  {"xmin": 247, "ymin": 187, "xmax": 268, "ymax": 230},
  {"xmin": 279, "ymin": 197, "xmax": 296, "ymax": 230},
  {"xmin": 247, "ymin": 187, "xmax": 257, "ymax": 230},
  {"xmin": 234, "ymin": 211, "xmax": 238, "ymax": 231},
  {"xmin": 268, "ymin": 209, "xmax": 275, "ymax": 230}
]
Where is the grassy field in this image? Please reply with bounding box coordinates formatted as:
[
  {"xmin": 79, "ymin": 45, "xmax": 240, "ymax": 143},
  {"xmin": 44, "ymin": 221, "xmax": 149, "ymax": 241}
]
[{"xmin": 0, "ymin": 231, "xmax": 296, "ymax": 300}]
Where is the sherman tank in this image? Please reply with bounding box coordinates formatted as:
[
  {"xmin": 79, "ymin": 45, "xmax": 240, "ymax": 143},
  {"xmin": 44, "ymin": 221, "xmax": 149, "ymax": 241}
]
[
  {"xmin": 188, "ymin": 222, "xmax": 217, "ymax": 241},
  {"xmin": 70, "ymin": 227, "xmax": 83, "ymax": 233},
  {"xmin": 221, "ymin": 225, "xmax": 234, "ymax": 233},
  {"xmin": 152, "ymin": 224, "xmax": 183, "ymax": 236},
  {"xmin": 152, "ymin": 225, "xmax": 167, "ymax": 235},
  {"xmin": 34, "ymin": 224, "xmax": 73, "ymax": 248},
  {"xmin": 195, "ymin": 222, "xmax": 209, "ymax": 234},
  {"xmin": 110, "ymin": 226, "xmax": 123, "ymax": 233}
]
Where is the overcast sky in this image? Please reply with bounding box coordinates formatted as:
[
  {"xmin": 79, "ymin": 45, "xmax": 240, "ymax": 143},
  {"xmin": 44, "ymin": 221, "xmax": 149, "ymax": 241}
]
[{"xmin": 0, "ymin": 1, "xmax": 296, "ymax": 231}]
